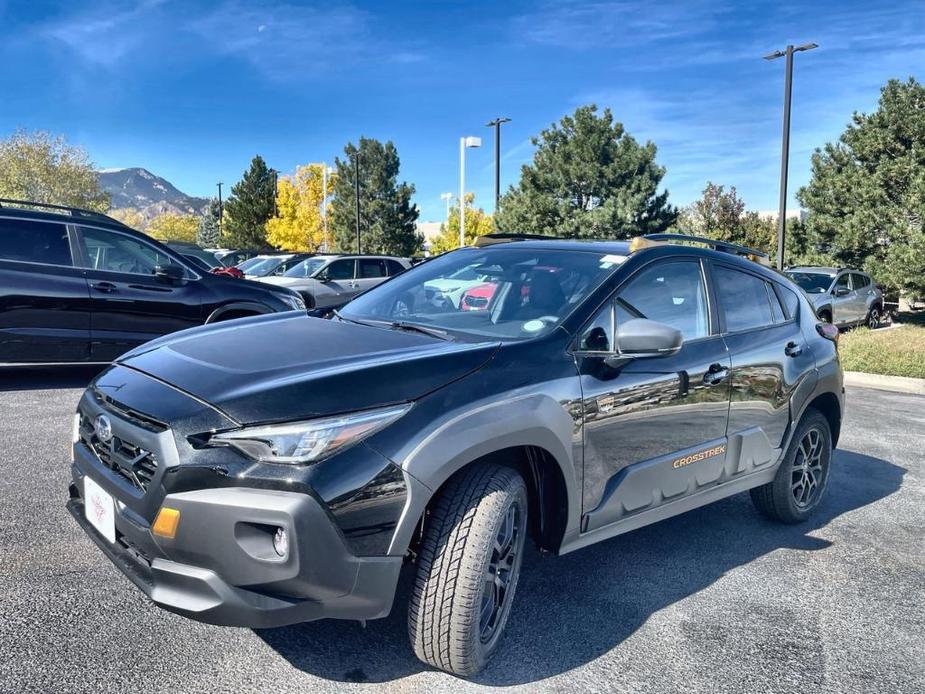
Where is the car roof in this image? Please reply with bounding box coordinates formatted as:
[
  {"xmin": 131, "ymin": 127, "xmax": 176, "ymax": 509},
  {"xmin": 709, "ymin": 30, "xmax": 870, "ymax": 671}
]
[
  {"xmin": 0, "ymin": 204, "xmax": 135, "ymax": 233},
  {"xmin": 787, "ymin": 266, "xmax": 841, "ymax": 275},
  {"xmin": 470, "ymin": 239, "xmax": 634, "ymax": 255}
]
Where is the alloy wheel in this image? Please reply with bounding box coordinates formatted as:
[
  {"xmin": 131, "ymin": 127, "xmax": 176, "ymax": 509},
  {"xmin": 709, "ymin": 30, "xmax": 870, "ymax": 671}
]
[
  {"xmin": 479, "ymin": 501, "xmax": 522, "ymax": 643},
  {"xmin": 791, "ymin": 427, "xmax": 826, "ymax": 508},
  {"xmin": 868, "ymin": 309, "xmax": 880, "ymax": 330}
]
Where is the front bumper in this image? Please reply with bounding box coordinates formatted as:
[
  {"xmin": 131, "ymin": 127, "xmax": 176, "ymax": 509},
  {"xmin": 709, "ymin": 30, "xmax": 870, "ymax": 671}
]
[{"xmin": 68, "ymin": 472, "xmax": 402, "ymax": 628}]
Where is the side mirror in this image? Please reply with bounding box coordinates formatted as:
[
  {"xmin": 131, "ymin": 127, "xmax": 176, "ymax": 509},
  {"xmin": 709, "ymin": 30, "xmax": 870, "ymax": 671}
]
[
  {"xmin": 611, "ymin": 318, "xmax": 683, "ymax": 361},
  {"xmin": 833, "ymin": 286, "xmax": 850, "ymax": 297},
  {"xmin": 154, "ymin": 264, "xmax": 186, "ymax": 284}
]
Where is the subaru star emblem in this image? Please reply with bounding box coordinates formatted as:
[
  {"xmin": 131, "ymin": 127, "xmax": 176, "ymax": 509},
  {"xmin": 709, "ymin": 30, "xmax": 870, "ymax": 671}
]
[{"xmin": 95, "ymin": 414, "xmax": 113, "ymax": 443}]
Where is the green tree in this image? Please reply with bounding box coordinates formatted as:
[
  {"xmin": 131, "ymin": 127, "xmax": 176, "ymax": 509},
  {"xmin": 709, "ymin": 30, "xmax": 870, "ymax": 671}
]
[
  {"xmin": 330, "ymin": 138, "xmax": 422, "ymax": 256},
  {"xmin": 147, "ymin": 212, "xmax": 199, "ymax": 243},
  {"xmin": 224, "ymin": 155, "xmax": 275, "ymax": 249},
  {"xmin": 197, "ymin": 198, "xmax": 222, "ymax": 247},
  {"xmin": 797, "ymin": 77, "xmax": 925, "ymax": 294},
  {"xmin": 678, "ymin": 182, "xmax": 777, "ymax": 253},
  {"xmin": 430, "ymin": 194, "xmax": 495, "ymax": 254},
  {"xmin": 495, "ymin": 105, "xmax": 676, "ymax": 238},
  {"xmin": 0, "ymin": 130, "xmax": 110, "ymax": 211}
]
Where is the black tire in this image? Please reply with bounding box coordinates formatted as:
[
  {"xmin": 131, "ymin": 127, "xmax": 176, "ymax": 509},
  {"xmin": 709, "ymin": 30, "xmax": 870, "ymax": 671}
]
[
  {"xmin": 750, "ymin": 408, "xmax": 832, "ymax": 523},
  {"xmin": 866, "ymin": 305, "xmax": 881, "ymax": 330},
  {"xmin": 408, "ymin": 464, "xmax": 528, "ymax": 677},
  {"xmin": 818, "ymin": 310, "xmax": 832, "ymax": 324}
]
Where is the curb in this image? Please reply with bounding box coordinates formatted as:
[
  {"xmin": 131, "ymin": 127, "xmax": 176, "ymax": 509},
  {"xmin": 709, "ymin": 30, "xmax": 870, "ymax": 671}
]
[{"xmin": 844, "ymin": 371, "xmax": 925, "ymax": 395}]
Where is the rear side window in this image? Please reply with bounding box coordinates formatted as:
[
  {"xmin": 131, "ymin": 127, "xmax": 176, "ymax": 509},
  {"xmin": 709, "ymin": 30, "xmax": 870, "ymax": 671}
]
[
  {"xmin": 386, "ymin": 259, "xmax": 406, "ymax": 276},
  {"xmin": 779, "ymin": 285, "xmax": 800, "ymax": 319},
  {"xmin": 0, "ymin": 218, "xmax": 72, "ymax": 266},
  {"xmin": 714, "ymin": 266, "xmax": 774, "ymax": 332},
  {"xmin": 852, "ymin": 273, "xmax": 869, "ymax": 289},
  {"xmin": 359, "ymin": 258, "xmax": 387, "ymax": 278}
]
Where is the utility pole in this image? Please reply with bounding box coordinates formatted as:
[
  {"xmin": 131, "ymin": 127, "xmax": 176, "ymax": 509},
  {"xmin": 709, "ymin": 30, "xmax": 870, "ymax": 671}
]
[
  {"xmin": 216, "ymin": 182, "xmax": 223, "ymax": 241},
  {"xmin": 354, "ymin": 150, "xmax": 362, "ymax": 254},
  {"xmin": 440, "ymin": 192, "xmax": 453, "ymax": 226},
  {"xmin": 321, "ymin": 163, "xmax": 333, "ymax": 252},
  {"xmin": 485, "ymin": 117, "xmax": 511, "ymax": 211},
  {"xmin": 270, "ymin": 169, "xmax": 279, "ymax": 217},
  {"xmin": 765, "ymin": 42, "xmax": 817, "ymax": 270}
]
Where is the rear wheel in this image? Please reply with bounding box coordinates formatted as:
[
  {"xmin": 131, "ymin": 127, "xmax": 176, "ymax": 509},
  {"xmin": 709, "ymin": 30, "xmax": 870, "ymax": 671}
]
[
  {"xmin": 408, "ymin": 464, "xmax": 528, "ymax": 677},
  {"xmin": 818, "ymin": 310, "xmax": 832, "ymax": 324},
  {"xmin": 866, "ymin": 306, "xmax": 881, "ymax": 330},
  {"xmin": 750, "ymin": 409, "xmax": 832, "ymax": 523}
]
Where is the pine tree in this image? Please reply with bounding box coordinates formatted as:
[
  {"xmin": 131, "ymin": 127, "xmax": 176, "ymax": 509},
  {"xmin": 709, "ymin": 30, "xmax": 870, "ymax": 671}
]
[
  {"xmin": 495, "ymin": 105, "xmax": 676, "ymax": 238},
  {"xmin": 330, "ymin": 138, "xmax": 422, "ymax": 256},
  {"xmin": 223, "ymin": 155, "xmax": 275, "ymax": 249},
  {"xmin": 197, "ymin": 197, "xmax": 222, "ymax": 247}
]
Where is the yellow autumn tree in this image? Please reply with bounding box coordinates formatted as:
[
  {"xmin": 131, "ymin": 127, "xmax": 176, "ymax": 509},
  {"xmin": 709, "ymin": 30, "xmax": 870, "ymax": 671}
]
[
  {"xmin": 108, "ymin": 207, "xmax": 144, "ymax": 230},
  {"xmin": 146, "ymin": 212, "xmax": 199, "ymax": 243},
  {"xmin": 265, "ymin": 163, "xmax": 335, "ymax": 252},
  {"xmin": 429, "ymin": 193, "xmax": 495, "ymax": 254}
]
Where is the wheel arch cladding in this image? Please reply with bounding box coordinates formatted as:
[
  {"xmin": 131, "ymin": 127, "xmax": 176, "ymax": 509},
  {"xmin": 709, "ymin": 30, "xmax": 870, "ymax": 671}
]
[
  {"xmin": 205, "ymin": 302, "xmax": 271, "ymax": 323},
  {"xmin": 386, "ymin": 394, "xmax": 581, "ymax": 557},
  {"xmin": 805, "ymin": 391, "xmax": 842, "ymax": 447}
]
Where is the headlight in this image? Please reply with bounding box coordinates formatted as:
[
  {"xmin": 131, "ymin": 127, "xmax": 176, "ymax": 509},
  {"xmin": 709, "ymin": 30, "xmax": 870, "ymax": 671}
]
[
  {"xmin": 280, "ymin": 292, "xmax": 306, "ymax": 311},
  {"xmin": 208, "ymin": 403, "xmax": 411, "ymax": 464}
]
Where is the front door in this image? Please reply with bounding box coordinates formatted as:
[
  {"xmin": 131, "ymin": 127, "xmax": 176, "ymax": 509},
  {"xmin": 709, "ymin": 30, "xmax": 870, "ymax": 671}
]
[
  {"xmin": 0, "ymin": 218, "xmax": 90, "ymax": 363},
  {"xmin": 313, "ymin": 258, "xmax": 358, "ymax": 308},
  {"xmin": 75, "ymin": 226, "xmax": 202, "ymax": 361},
  {"xmin": 830, "ymin": 272, "xmax": 854, "ymax": 324},
  {"xmin": 577, "ymin": 259, "xmax": 731, "ymax": 532}
]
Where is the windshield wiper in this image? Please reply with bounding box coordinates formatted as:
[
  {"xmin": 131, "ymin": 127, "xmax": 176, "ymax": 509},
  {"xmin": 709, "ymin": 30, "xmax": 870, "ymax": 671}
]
[{"xmin": 389, "ymin": 321, "xmax": 453, "ymax": 341}]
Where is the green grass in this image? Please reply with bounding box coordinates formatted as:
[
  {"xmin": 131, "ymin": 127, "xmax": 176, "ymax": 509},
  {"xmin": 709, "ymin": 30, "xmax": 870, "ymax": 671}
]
[{"xmin": 839, "ymin": 317, "xmax": 925, "ymax": 379}]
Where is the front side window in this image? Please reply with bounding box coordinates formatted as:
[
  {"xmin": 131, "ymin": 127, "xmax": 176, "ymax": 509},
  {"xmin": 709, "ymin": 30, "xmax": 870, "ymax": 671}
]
[
  {"xmin": 834, "ymin": 274, "xmax": 851, "ymax": 292},
  {"xmin": 79, "ymin": 227, "xmax": 174, "ymax": 275},
  {"xmin": 284, "ymin": 257, "xmax": 328, "ymax": 278},
  {"xmin": 0, "ymin": 218, "xmax": 72, "ymax": 266},
  {"xmin": 340, "ymin": 247, "xmax": 620, "ymax": 341},
  {"xmin": 715, "ymin": 266, "xmax": 774, "ymax": 332},
  {"xmin": 615, "ymin": 261, "xmax": 709, "ymax": 341}
]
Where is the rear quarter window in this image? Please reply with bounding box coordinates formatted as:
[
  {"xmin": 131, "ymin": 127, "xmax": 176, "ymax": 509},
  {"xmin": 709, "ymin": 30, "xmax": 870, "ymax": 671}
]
[{"xmin": 0, "ymin": 218, "xmax": 72, "ymax": 266}]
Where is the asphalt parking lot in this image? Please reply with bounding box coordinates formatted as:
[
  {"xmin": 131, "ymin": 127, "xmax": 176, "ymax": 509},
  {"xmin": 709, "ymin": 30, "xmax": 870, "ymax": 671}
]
[{"xmin": 1, "ymin": 369, "xmax": 922, "ymax": 693}]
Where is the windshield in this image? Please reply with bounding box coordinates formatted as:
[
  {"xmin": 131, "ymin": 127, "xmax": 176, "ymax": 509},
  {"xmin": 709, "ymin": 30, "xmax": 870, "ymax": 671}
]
[
  {"xmin": 786, "ymin": 271, "xmax": 834, "ymax": 294},
  {"xmin": 340, "ymin": 247, "xmax": 620, "ymax": 341},
  {"xmin": 244, "ymin": 256, "xmax": 288, "ymax": 276},
  {"xmin": 284, "ymin": 257, "xmax": 329, "ymax": 278},
  {"xmin": 237, "ymin": 256, "xmax": 268, "ymax": 272}
]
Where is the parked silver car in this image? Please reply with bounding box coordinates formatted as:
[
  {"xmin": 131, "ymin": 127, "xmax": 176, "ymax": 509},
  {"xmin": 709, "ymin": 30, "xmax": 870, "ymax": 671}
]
[
  {"xmin": 258, "ymin": 254, "xmax": 411, "ymax": 308},
  {"xmin": 785, "ymin": 266, "xmax": 883, "ymax": 328}
]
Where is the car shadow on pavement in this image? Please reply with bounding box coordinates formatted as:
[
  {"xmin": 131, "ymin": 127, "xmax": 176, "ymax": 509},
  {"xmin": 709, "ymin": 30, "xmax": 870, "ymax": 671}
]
[
  {"xmin": 256, "ymin": 449, "xmax": 904, "ymax": 685},
  {"xmin": 0, "ymin": 366, "xmax": 105, "ymax": 392}
]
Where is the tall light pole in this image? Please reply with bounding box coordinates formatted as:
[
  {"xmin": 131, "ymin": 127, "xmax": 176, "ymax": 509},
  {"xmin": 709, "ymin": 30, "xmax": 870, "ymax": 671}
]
[
  {"xmin": 485, "ymin": 117, "xmax": 511, "ymax": 211},
  {"xmin": 354, "ymin": 150, "xmax": 362, "ymax": 254},
  {"xmin": 216, "ymin": 182, "xmax": 223, "ymax": 241},
  {"xmin": 440, "ymin": 192, "xmax": 453, "ymax": 226},
  {"xmin": 459, "ymin": 136, "xmax": 481, "ymax": 248},
  {"xmin": 765, "ymin": 42, "xmax": 817, "ymax": 270}
]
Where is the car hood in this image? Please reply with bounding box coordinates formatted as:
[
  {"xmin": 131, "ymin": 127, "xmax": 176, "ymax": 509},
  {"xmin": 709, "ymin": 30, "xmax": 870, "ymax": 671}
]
[
  {"xmin": 117, "ymin": 313, "xmax": 499, "ymax": 425},
  {"xmin": 257, "ymin": 276, "xmax": 309, "ymax": 288}
]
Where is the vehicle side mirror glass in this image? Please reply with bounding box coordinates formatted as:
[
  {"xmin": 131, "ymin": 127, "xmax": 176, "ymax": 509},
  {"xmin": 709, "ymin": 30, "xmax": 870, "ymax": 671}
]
[
  {"xmin": 154, "ymin": 264, "xmax": 186, "ymax": 284},
  {"xmin": 834, "ymin": 286, "xmax": 850, "ymax": 297},
  {"xmin": 612, "ymin": 318, "xmax": 683, "ymax": 360}
]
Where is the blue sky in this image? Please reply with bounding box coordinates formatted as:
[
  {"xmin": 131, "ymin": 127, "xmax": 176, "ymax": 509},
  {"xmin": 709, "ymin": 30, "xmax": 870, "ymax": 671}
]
[{"xmin": 1, "ymin": 1, "xmax": 923, "ymax": 222}]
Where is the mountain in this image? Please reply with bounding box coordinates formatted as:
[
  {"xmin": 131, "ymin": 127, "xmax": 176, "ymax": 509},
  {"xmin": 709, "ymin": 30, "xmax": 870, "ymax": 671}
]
[{"xmin": 98, "ymin": 167, "xmax": 209, "ymax": 220}]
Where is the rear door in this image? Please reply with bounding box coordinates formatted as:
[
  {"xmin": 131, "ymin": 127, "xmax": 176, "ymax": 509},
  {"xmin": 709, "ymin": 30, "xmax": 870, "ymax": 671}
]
[
  {"xmin": 850, "ymin": 272, "xmax": 872, "ymax": 320},
  {"xmin": 75, "ymin": 226, "xmax": 203, "ymax": 361},
  {"xmin": 0, "ymin": 217, "xmax": 90, "ymax": 363},
  {"xmin": 355, "ymin": 258, "xmax": 390, "ymax": 294},
  {"xmin": 712, "ymin": 263, "xmax": 815, "ymax": 464}
]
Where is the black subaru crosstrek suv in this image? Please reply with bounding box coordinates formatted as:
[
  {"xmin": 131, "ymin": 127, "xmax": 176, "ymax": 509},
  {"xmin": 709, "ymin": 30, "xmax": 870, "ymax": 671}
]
[
  {"xmin": 0, "ymin": 200, "xmax": 305, "ymax": 365},
  {"xmin": 67, "ymin": 233, "xmax": 844, "ymax": 677}
]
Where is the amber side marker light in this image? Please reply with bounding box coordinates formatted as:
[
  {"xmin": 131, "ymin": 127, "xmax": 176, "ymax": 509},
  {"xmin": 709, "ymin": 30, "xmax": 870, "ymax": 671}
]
[{"xmin": 152, "ymin": 507, "xmax": 181, "ymax": 539}]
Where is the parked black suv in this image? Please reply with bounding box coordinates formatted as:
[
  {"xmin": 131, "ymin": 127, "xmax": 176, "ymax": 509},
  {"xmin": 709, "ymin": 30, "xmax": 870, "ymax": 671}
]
[
  {"xmin": 67, "ymin": 233, "xmax": 843, "ymax": 676},
  {"xmin": 0, "ymin": 200, "xmax": 306, "ymax": 364}
]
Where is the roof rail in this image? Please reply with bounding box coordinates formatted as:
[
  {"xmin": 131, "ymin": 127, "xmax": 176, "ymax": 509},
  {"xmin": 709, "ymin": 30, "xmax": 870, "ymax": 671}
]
[
  {"xmin": 642, "ymin": 233, "xmax": 771, "ymax": 266},
  {"xmin": 0, "ymin": 198, "xmax": 126, "ymax": 226},
  {"xmin": 473, "ymin": 232, "xmax": 563, "ymax": 247}
]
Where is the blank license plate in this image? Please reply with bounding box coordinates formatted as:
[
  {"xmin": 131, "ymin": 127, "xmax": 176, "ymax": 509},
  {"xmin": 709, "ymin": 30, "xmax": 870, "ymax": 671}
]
[{"xmin": 84, "ymin": 476, "xmax": 116, "ymax": 544}]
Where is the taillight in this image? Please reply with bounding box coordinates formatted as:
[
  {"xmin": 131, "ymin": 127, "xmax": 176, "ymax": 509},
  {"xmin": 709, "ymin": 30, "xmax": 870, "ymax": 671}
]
[{"xmin": 816, "ymin": 322, "xmax": 839, "ymax": 343}]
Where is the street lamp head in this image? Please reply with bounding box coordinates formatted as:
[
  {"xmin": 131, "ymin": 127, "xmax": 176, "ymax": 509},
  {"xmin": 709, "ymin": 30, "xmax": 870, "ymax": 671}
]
[
  {"xmin": 795, "ymin": 42, "xmax": 819, "ymax": 52},
  {"xmin": 440, "ymin": 192, "xmax": 453, "ymax": 201},
  {"xmin": 462, "ymin": 136, "xmax": 482, "ymax": 148},
  {"xmin": 486, "ymin": 117, "xmax": 512, "ymax": 127},
  {"xmin": 764, "ymin": 49, "xmax": 786, "ymax": 60}
]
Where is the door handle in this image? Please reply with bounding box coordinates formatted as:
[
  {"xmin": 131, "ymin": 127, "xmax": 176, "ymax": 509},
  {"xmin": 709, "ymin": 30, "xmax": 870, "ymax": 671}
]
[
  {"xmin": 91, "ymin": 282, "xmax": 116, "ymax": 293},
  {"xmin": 785, "ymin": 341, "xmax": 803, "ymax": 357},
  {"xmin": 703, "ymin": 363, "xmax": 728, "ymax": 386}
]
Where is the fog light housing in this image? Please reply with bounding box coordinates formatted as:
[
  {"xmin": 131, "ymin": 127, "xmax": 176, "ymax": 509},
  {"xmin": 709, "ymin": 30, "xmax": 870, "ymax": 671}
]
[{"xmin": 273, "ymin": 527, "xmax": 289, "ymax": 557}]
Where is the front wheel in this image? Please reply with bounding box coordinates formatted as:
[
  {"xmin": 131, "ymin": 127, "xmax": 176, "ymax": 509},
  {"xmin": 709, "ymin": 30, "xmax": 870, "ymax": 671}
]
[
  {"xmin": 750, "ymin": 408, "xmax": 832, "ymax": 523},
  {"xmin": 408, "ymin": 464, "xmax": 528, "ymax": 677}
]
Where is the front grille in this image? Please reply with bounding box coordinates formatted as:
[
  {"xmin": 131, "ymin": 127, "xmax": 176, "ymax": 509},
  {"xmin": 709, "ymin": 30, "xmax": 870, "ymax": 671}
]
[{"xmin": 79, "ymin": 413, "xmax": 159, "ymax": 493}]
